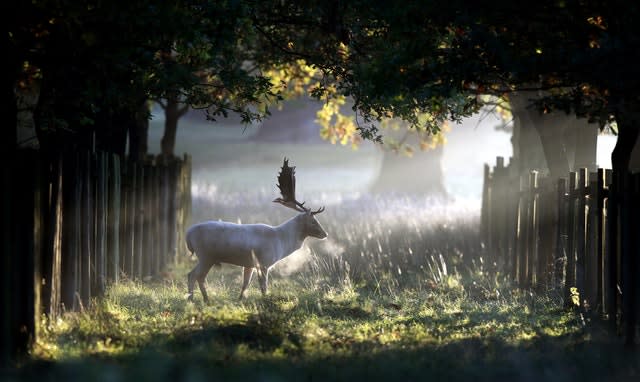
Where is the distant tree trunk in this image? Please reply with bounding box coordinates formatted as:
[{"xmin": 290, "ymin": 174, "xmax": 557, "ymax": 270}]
[
  {"xmin": 531, "ymin": 113, "xmax": 571, "ymax": 180},
  {"xmin": 128, "ymin": 100, "xmax": 150, "ymax": 161},
  {"xmin": 566, "ymin": 118, "xmax": 599, "ymax": 172},
  {"xmin": 613, "ymin": 115, "xmax": 639, "ymax": 175},
  {"xmin": 159, "ymin": 92, "xmax": 189, "ymax": 158},
  {"xmin": 511, "ymin": 106, "xmax": 547, "ymax": 177},
  {"xmin": 509, "ymin": 91, "xmax": 598, "ymax": 180},
  {"xmin": 369, "ymin": 145, "xmax": 447, "ymax": 196}
]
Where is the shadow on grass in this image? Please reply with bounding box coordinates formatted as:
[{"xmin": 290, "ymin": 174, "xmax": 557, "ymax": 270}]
[{"xmin": 9, "ymin": 329, "xmax": 640, "ymax": 382}]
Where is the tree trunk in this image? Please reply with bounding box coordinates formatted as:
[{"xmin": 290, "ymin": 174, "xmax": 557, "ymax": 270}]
[
  {"xmin": 160, "ymin": 94, "xmax": 189, "ymax": 158},
  {"xmin": 532, "ymin": 112, "xmax": 571, "ymax": 180},
  {"xmin": 369, "ymin": 145, "xmax": 447, "ymax": 196},
  {"xmin": 128, "ymin": 101, "xmax": 150, "ymax": 161},
  {"xmin": 612, "ymin": 117, "xmax": 639, "ymax": 175},
  {"xmin": 511, "ymin": 107, "xmax": 547, "ymax": 177},
  {"xmin": 570, "ymin": 119, "xmax": 599, "ymax": 172}
]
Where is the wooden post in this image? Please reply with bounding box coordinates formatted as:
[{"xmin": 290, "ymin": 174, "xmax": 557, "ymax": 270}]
[
  {"xmin": 575, "ymin": 169, "xmax": 588, "ymax": 310},
  {"xmin": 123, "ymin": 162, "xmax": 136, "ymax": 278},
  {"xmin": 528, "ymin": 171, "xmax": 539, "ymax": 287},
  {"xmin": 606, "ymin": 170, "xmax": 620, "ymax": 331},
  {"xmin": 537, "ymin": 178, "xmax": 555, "ymax": 289},
  {"xmin": 134, "ymin": 162, "xmax": 144, "ymax": 279},
  {"xmin": 0, "ymin": 157, "xmax": 11, "ymax": 366},
  {"xmin": 46, "ymin": 157, "xmax": 63, "ymax": 320},
  {"xmin": 152, "ymin": 164, "xmax": 162, "ymax": 276},
  {"xmin": 94, "ymin": 152, "xmax": 107, "ymax": 296},
  {"xmin": 517, "ymin": 174, "xmax": 530, "ymax": 287},
  {"xmin": 159, "ymin": 159, "xmax": 170, "ymax": 271},
  {"xmin": 621, "ymin": 173, "xmax": 636, "ymax": 346},
  {"xmin": 584, "ymin": 172, "xmax": 599, "ymax": 312},
  {"xmin": 564, "ymin": 172, "xmax": 577, "ymax": 308},
  {"xmin": 554, "ymin": 178, "xmax": 568, "ymax": 289},
  {"xmin": 80, "ymin": 151, "xmax": 92, "ymax": 308},
  {"xmin": 481, "ymin": 163, "xmax": 491, "ymax": 252},
  {"xmin": 107, "ymin": 153, "xmax": 121, "ymax": 283},
  {"xmin": 142, "ymin": 161, "xmax": 153, "ymax": 279},
  {"xmin": 167, "ymin": 158, "xmax": 178, "ymax": 263}
]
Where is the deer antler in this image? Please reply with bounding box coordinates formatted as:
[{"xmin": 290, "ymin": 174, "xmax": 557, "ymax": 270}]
[
  {"xmin": 273, "ymin": 158, "xmax": 324, "ymax": 215},
  {"xmin": 273, "ymin": 158, "xmax": 307, "ymax": 212}
]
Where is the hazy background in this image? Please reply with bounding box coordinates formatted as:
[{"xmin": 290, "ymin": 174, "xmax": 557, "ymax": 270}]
[{"xmin": 148, "ymin": 104, "xmax": 616, "ymax": 214}]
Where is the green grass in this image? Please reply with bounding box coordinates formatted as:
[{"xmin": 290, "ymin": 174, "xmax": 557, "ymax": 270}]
[
  {"xmin": 9, "ymin": 188, "xmax": 640, "ymax": 381},
  {"xmin": 18, "ymin": 261, "xmax": 638, "ymax": 382}
]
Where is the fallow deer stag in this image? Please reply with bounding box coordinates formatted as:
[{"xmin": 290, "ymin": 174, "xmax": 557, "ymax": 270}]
[{"xmin": 185, "ymin": 158, "xmax": 327, "ymax": 302}]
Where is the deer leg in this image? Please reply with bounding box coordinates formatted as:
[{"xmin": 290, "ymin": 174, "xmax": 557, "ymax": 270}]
[
  {"xmin": 187, "ymin": 262, "xmax": 198, "ymax": 302},
  {"xmin": 196, "ymin": 261, "xmax": 214, "ymax": 303},
  {"xmin": 257, "ymin": 266, "xmax": 269, "ymax": 296},
  {"xmin": 239, "ymin": 267, "xmax": 254, "ymax": 300},
  {"xmin": 188, "ymin": 259, "xmax": 213, "ymax": 303}
]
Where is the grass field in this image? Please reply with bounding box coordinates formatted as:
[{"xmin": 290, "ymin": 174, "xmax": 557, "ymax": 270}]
[
  {"xmin": 3, "ymin": 121, "xmax": 633, "ymax": 381},
  {"xmin": 6, "ymin": 185, "xmax": 639, "ymax": 382}
]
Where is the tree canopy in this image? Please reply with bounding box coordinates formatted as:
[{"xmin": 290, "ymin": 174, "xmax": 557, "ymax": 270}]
[{"xmin": 5, "ymin": 0, "xmax": 640, "ymax": 173}]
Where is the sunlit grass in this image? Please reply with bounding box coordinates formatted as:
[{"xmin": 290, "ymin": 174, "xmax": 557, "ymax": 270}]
[{"xmin": 17, "ymin": 190, "xmax": 640, "ymax": 381}]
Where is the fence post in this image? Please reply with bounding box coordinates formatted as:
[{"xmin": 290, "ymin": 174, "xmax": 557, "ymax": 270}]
[
  {"xmin": 528, "ymin": 171, "xmax": 539, "ymax": 288},
  {"xmin": 536, "ymin": 177, "xmax": 554, "ymax": 289},
  {"xmin": 555, "ymin": 178, "xmax": 568, "ymax": 289},
  {"xmin": 621, "ymin": 173, "xmax": 637, "ymax": 346},
  {"xmin": 159, "ymin": 158, "xmax": 170, "ymax": 271},
  {"xmin": 134, "ymin": 162, "xmax": 144, "ymax": 279},
  {"xmin": 564, "ymin": 172, "xmax": 578, "ymax": 308},
  {"xmin": 606, "ymin": 170, "xmax": 620, "ymax": 331},
  {"xmin": 94, "ymin": 152, "xmax": 107, "ymax": 296},
  {"xmin": 44, "ymin": 154, "xmax": 64, "ymax": 320},
  {"xmin": 107, "ymin": 153, "xmax": 121, "ymax": 283},
  {"xmin": 585, "ymin": 171, "xmax": 599, "ymax": 312},
  {"xmin": 596, "ymin": 169, "xmax": 607, "ymax": 317},
  {"xmin": 80, "ymin": 150, "xmax": 93, "ymax": 308},
  {"xmin": 123, "ymin": 162, "xmax": 136, "ymax": 278},
  {"xmin": 516, "ymin": 174, "xmax": 530, "ymax": 287},
  {"xmin": 481, "ymin": 163, "xmax": 491, "ymax": 253},
  {"xmin": 575, "ymin": 169, "xmax": 588, "ymax": 310}
]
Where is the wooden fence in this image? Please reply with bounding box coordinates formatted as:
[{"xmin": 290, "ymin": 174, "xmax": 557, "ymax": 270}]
[
  {"xmin": 1, "ymin": 148, "xmax": 192, "ymax": 365},
  {"xmin": 482, "ymin": 156, "xmax": 640, "ymax": 346}
]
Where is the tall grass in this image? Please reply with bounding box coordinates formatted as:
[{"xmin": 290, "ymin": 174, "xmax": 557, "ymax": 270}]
[
  {"xmin": 191, "ymin": 185, "xmax": 483, "ymax": 291},
  {"xmin": 15, "ymin": 188, "xmax": 640, "ymax": 382}
]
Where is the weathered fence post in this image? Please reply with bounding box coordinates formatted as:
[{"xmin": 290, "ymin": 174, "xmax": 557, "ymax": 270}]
[
  {"xmin": 584, "ymin": 171, "xmax": 599, "ymax": 311},
  {"xmin": 516, "ymin": 173, "xmax": 530, "ymax": 287},
  {"xmin": 596, "ymin": 169, "xmax": 608, "ymax": 317},
  {"xmin": 555, "ymin": 178, "xmax": 568, "ymax": 289},
  {"xmin": 621, "ymin": 173, "xmax": 637, "ymax": 345},
  {"xmin": 80, "ymin": 150, "xmax": 93, "ymax": 308},
  {"xmin": 606, "ymin": 170, "xmax": 620, "ymax": 331},
  {"xmin": 94, "ymin": 151, "xmax": 107, "ymax": 296},
  {"xmin": 61, "ymin": 151, "xmax": 80, "ymax": 311},
  {"xmin": 134, "ymin": 161, "xmax": 144, "ymax": 279},
  {"xmin": 575, "ymin": 169, "xmax": 588, "ymax": 309},
  {"xmin": 564, "ymin": 172, "xmax": 578, "ymax": 308},
  {"xmin": 481, "ymin": 163, "xmax": 491, "ymax": 252},
  {"xmin": 107, "ymin": 153, "xmax": 121, "ymax": 283}
]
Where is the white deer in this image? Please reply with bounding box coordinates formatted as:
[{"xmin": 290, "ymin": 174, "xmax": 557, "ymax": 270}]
[{"xmin": 185, "ymin": 158, "xmax": 327, "ymax": 302}]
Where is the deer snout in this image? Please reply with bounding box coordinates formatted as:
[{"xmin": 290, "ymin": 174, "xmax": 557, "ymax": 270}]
[{"xmin": 311, "ymin": 224, "xmax": 328, "ymax": 239}]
